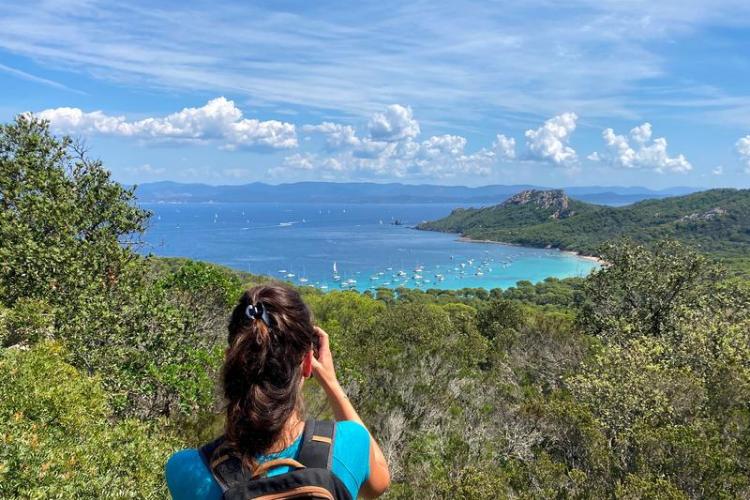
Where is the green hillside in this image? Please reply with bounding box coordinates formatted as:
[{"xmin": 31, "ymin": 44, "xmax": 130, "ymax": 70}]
[{"xmin": 418, "ymin": 188, "xmax": 750, "ymax": 261}]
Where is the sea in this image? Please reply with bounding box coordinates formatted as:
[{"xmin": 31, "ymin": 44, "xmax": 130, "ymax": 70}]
[{"xmin": 140, "ymin": 202, "xmax": 599, "ymax": 292}]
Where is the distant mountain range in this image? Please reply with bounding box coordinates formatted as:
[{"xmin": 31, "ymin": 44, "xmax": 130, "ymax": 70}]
[
  {"xmin": 417, "ymin": 188, "xmax": 750, "ymax": 261},
  {"xmin": 132, "ymin": 181, "xmax": 700, "ymax": 206}
]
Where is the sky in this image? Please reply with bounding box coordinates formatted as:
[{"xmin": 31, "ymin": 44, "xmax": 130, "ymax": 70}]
[{"xmin": 2, "ymin": 0, "xmax": 750, "ymax": 188}]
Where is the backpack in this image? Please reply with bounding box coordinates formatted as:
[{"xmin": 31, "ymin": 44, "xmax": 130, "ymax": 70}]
[{"xmin": 199, "ymin": 419, "xmax": 353, "ymax": 500}]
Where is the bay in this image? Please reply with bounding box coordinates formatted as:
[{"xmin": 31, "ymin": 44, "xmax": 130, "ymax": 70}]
[{"xmin": 140, "ymin": 202, "xmax": 599, "ymax": 292}]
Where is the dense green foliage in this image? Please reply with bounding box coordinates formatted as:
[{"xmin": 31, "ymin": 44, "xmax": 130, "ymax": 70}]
[
  {"xmin": 2, "ymin": 117, "xmax": 750, "ymax": 498},
  {"xmin": 0, "ymin": 116, "xmax": 250, "ymax": 419},
  {"xmin": 418, "ymin": 188, "xmax": 750, "ymax": 265},
  {"xmin": 367, "ymin": 276, "xmax": 586, "ymax": 311},
  {"xmin": 0, "ymin": 342, "xmax": 179, "ymax": 498}
]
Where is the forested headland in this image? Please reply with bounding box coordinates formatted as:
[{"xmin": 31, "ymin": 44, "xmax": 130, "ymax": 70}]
[
  {"xmin": 418, "ymin": 188, "xmax": 750, "ymax": 274},
  {"xmin": 2, "ymin": 117, "xmax": 750, "ymax": 498}
]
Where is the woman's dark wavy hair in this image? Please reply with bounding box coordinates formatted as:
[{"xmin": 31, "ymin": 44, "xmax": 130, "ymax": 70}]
[{"xmin": 223, "ymin": 282, "xmax": 317, "ymax": 468}]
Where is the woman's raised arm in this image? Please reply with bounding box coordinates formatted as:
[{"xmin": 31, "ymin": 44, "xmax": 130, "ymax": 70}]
[{"xmin": 311, "ymin": 326, "xmax": 391, "ymax": 498}]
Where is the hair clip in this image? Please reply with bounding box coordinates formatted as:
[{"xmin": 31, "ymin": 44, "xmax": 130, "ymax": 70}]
[{"xmin": 245, "ymin": 301, "xmax": 272, "ymax": 327}]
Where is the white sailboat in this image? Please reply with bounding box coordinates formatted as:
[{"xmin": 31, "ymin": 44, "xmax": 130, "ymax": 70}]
[
  {"xmin": 299, "ymin": 265, "xmax": 309, "ymax": 284},
  {"xmin": 340, "ymin": 278, "xmax": 357, "ymax": 289}
]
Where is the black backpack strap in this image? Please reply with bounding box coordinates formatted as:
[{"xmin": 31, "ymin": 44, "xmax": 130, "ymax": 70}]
[
  {"xmin": 198, "ymin": 436, "xmax": 247, "ymax": 493},
  {"xmin": 297, "ymin": 419, "xmax": 336, "ymax": 470}
]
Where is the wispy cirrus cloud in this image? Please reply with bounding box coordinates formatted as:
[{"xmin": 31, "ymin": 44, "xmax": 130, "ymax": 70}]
[
  {"xmin": 4, "ymin": 0, "xmax": 750, "ymax": 129},
  {"xmin": 0, "ymin": 62, "xmax": 83, "ymax": 94}
]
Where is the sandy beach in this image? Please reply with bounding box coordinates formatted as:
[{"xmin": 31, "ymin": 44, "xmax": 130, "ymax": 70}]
[{"xmin": 456, "ymin": 236, "xmax": 608, "ymax": 266}]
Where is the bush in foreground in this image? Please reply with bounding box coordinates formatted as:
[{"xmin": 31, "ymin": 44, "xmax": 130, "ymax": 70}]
[{"xmin": 0, "ymin": 342, "xmax": 178, "ymax": 499}]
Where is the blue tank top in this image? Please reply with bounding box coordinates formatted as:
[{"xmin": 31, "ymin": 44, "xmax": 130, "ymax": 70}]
[{"xmin": 165, "ymin": 420, "xmax": 370, "ymax": 499}]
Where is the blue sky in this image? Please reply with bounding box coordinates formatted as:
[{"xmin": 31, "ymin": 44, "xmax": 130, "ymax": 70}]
[{"xmin": 2, "ymin": 0, "xmax": 750, "ymax": 188}]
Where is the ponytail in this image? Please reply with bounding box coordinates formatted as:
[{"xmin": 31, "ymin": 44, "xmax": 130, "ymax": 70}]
[{"xmin": 222, "ymin": 283, "xmax": 315, "ymax": 468}]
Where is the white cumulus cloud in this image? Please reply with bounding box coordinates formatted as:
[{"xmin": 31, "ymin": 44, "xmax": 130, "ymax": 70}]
[
  {"xmin": 283, "ymin": 153, "xmax": 316, "ymax": 171},
  {"xmin": 493, "ymin": 134, "xmax": 516, "ymax": 160},
  {"xmin": 276, "ymin": 153, "xmax": 345, "ymax": 177},
  {"xmin": 36, "ymin": 97, "xmax": 297, "ymax": 150},
  {"xmin": 737, "ymin": 136, "xmax": 750, "ymax": 172},
  {"xmin": 296, "ymin": 104, "xmax": 515, "ymax": 179},
  {"xmin": 301, "ymin": 122, "xmax": 361, "ymax": 149},
  {"xmin": 420, "ymin": 134, "xmax": 467, "ymax": 158},
  {"xmin": 590, "ymin": 122, "xmax": 692, "ymax": 173},
  {"xmin": 524, "ymin": 112, "xmax": 578, "ymax": 166},
  {"xmin": 127, "ymin": 163, "xmax": 165, "ymax": 176},
  {"xmin": 367, "ymin": 104, "xmax": 420, "ymax": 142}
]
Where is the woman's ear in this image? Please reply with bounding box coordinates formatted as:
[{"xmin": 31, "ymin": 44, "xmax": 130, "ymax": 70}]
[{"xmin": 302, "ymin": 350, "xmax": 313, "ymax": 378}]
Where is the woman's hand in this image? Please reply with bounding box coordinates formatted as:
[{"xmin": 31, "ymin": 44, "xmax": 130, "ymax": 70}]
[
  {"xmin": 311, "ymin": 326, "xmax": 338, "ymax": 388},
  {"xmin": 311, "ymin": 326, "xmax": 391, "ymax": 496}
]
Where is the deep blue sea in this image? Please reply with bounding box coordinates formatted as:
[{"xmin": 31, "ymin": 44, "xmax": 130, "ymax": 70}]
[{"xmin": 140, "ymin": 202, "xmax": 599, "ymax": 292}]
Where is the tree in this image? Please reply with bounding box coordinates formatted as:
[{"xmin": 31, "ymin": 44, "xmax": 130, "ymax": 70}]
[
  {"xmin": 475, "ymin": 297, "xmax": 524, "ymax": 345},
  {"xmin": 578, "ymin": 240, "xmax": 730, "ymax": 341},
  {"xmin": 0, "ymin": 115, "xmax": 149, "ymax": 310},
  {"xmin": 0, "ymin": 116, "xmax": 227, "ymax": 419}
]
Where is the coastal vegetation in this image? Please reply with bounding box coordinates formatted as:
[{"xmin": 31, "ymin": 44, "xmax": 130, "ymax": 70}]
[
  {"xmin": 2, "ymin": 116, "xmax": 750, "ymax": 498},
  {"xmin": 418, "ymin": 188, "xmax": 750, "ymax": 272}
]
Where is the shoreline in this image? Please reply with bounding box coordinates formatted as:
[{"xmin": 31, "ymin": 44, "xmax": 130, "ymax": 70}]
[{"xmin": 456, "ymin": 236, "xmax": 607, "ymax": 266}]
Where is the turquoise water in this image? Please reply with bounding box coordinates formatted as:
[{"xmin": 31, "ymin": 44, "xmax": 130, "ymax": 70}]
[{"xmin": 141, "ymin": 202, "xmax": 599, "ymax": 292}]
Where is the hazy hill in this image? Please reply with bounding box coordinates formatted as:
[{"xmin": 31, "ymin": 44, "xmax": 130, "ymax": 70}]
[
  {"xmin": 417, "ymin": 188, "xmax": 750, "ymax": 259},
  {"xmin": 132, "ymin": 181, "xmax": 697, "ymax": 206}
]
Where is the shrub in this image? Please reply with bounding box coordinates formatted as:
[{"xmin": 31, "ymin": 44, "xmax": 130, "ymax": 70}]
[{"xmin": 0, "ymin": 342, "xmax": 178, "ymax": 498}]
